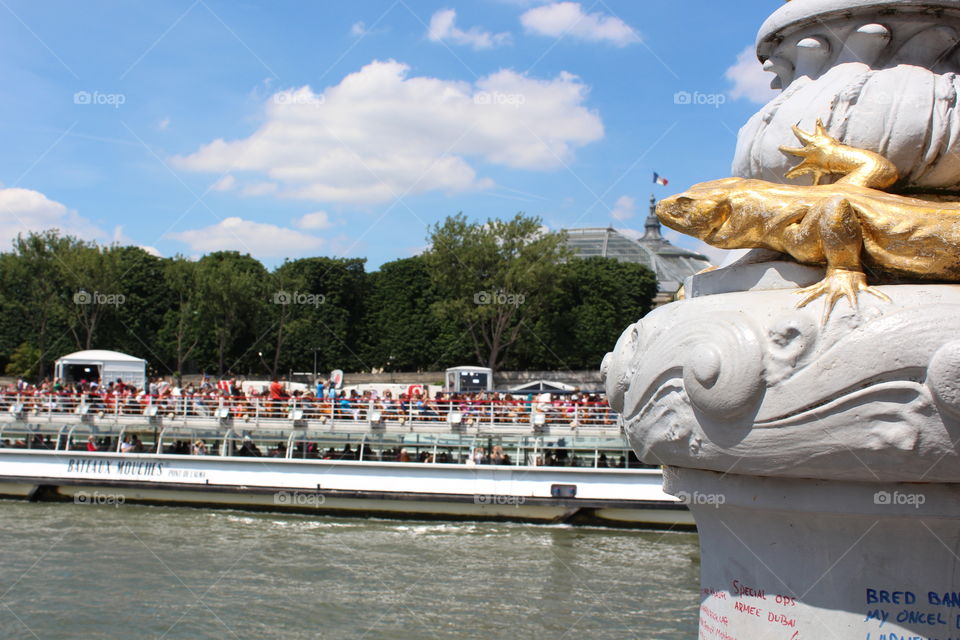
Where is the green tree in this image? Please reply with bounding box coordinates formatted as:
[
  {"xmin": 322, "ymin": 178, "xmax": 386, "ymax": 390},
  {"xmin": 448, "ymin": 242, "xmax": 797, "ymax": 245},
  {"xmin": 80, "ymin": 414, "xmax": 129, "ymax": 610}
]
[
  {"xmin": 60, "ymin": 242, "xmax": 126, "ymax": 350},
  {"xmin": 424, "ymin": 213, "xmax": 569, "ymax": 371},
  {"xmin": 556, "ymin": 257, "xmax": 657, "ymax": 369},
  {"xmin": 2, "ymin": 231, "xmax": 79, "ymax": 378},
  {"xmin": 4, "ymin": 341, "xmax": 41, "ymax": 378},
  {"xmin": 267, "ymin": 257, "xmax": 368, "ymax": 377},
  {"xmin": 103, "ymin": 247, "xmax": 172, "ymax": 362},
  {"xmin": 194, "ymin": 252, "xmax": 269, "ymax": 375},
  {"xmin": 363, "ymin": 255, "xmax": 468, "ymax": 371},
  {"xmin": 158, "ymin": 257, "xmax": 204, "ymax": 380},
  {"xmin": 264, "ymin": 261, "xmax": 308, "ymax": 378}
]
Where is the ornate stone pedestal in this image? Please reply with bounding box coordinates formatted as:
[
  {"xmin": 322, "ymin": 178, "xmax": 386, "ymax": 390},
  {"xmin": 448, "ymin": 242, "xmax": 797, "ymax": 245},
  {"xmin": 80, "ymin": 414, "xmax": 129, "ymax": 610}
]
[
  {"xmin": 602, "ymin": 263, "xmax": 960, "ymax": 638},
  {"xmin": 607, "ymin": 0, "xmax": 960, "ymax": 636}
]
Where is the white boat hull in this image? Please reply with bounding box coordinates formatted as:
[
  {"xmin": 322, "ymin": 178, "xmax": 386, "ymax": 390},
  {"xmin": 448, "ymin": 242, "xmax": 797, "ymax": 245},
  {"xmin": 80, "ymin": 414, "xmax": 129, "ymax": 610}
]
[{"xmin": 0, "ymin": 450, "xmax": 692, "ymax": 529}]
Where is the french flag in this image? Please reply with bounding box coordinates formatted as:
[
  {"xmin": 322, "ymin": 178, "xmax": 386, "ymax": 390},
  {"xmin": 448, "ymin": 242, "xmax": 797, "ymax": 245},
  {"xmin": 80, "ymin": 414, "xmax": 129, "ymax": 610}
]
[{"xmin": 653, "ymin": 172, "xmax": 669, "ymax": 186}]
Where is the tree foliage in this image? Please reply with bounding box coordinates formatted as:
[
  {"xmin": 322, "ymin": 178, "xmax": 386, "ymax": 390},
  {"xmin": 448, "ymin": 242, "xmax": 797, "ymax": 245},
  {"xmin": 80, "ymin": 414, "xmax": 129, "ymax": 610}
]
[
  {"xmin": 363, "ymin": 255, "xmax": 468, "ymax": 371},
  {"xmin": 0, "ymin": 224, "xmax": 658, "ymax": 381},
  {"xmin": 423, "ymin": 213, "xmax": 570, "ymax": 371}
]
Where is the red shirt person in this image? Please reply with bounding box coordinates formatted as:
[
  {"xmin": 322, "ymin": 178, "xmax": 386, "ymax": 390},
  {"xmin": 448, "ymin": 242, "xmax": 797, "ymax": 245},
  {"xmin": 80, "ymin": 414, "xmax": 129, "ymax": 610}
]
[{"xmin": 269, "ymin": 379, "xmax": 288, "ymax": 400}]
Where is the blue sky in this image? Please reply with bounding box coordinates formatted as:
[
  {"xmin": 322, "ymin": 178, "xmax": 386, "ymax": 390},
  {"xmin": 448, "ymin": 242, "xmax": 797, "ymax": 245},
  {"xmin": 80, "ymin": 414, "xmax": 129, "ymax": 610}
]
[{"xmin": 0, "ymin": 0, "xmax": 780, "ymax": 269}]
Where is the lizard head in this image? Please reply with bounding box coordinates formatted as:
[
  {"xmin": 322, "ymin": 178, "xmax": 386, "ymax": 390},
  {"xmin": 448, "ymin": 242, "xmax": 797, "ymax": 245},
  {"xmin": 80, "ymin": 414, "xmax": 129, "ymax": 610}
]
[{"xmin": 655, "ymin": 178, "xmax": 740, "ymax": 240}]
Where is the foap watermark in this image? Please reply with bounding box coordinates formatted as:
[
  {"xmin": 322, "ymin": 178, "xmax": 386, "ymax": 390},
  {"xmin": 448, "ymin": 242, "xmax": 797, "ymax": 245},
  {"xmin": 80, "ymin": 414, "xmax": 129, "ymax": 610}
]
[
  {"xmin": 473, "ymin": 290, "xmax": 525, "ymax": 306},
  {"xmin": 673, "ymin": 90, "xmax": 726, "ymax": 108},
  {"xmin": 272, "ymin": 290, "xmax": 326, "ymax": 307},
  {"xmin": 73, "ymin": 290, "xmax": 125, "ymax": 307},
  {"xmin": 274, "ymin": 491, "xmax": 326, "ymax": 507},
  {"xmin": 474, "ymin": 494, "xmax": 526, "ymax": 506},
  {"xmin": 474, "ymin": 91, "xmax": 526, "ymax": 108},
  {"xmin": 675, "ymin": 490, "xmax": 726, "ymax": 508},
  {"xmin": 874, "ymin": 490, "xmax": 926, "ymax": 509},
  {"xmin": 273, "ymin": 91, "xmax": 325, "ymax": 108},
  {"xmin": 73, "ymin": 90, "xmax": 126, "ymax": 108},
  {"xmin": 74, "ymin": 490, "xmax": 125, "ymax": 507}
]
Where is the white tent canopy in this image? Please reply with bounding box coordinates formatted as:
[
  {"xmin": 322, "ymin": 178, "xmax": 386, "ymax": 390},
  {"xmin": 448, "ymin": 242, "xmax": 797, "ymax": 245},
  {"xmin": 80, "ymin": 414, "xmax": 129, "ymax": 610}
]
[
  {"xmin": 55, "ymin": 350, "xmax": 147, "ymax": 390},
  {"xmin": 508, "ymin": 380, "xmax": 577, "ymax": 393}
]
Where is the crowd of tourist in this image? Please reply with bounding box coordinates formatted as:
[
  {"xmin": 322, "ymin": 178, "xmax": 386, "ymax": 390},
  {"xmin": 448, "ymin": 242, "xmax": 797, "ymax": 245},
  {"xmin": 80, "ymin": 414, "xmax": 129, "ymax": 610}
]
[
  {"xmin": 0, "ymin": 375, "xmax": 616, "ymax": 426},
  {"xmin": 0, "ymin": 374, "xmax": 638, "ymax": 467}
]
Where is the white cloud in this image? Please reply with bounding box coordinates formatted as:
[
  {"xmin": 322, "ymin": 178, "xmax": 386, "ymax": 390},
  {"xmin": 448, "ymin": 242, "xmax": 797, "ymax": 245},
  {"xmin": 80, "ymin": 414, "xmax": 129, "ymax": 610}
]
[
  {"xmin": 521, "ymin": 2, "xmax": 639, "ymax": 47},
  {"xmin": 427, "ymin": 9, "xmax": 511, "ymax": 49},
  {"xmin": 109, "ymin": 225, "xmax": 163, "ymax": 256},
  {"xmin": 240, "ymin": 181, "xmax": 277, "ymax": 196},
  {"xmin": 351, "ymin": 21, "xmax": 367, "ymax": 37},
  {"xmin": 158, "ymin": 117, "xmax": 171, "ymax": 130},
  {"xmin": 167, "ymin": 217, "xmax": 324, "ymax": 258},
  {"xmin": 294, "ymin": 211, "xmax": 333, "ymax": 230},
  {"xmin": 112, "ymin": 225, "xmax": 129, "ymax": 244},
  {"xmin": 174, "ymin": 60, "xmax": 604, "ymax": 204},
  {"xmin": 726, "ymin": 46, "xmax": 778, "ymax": 103},
  {"xmin": 0, "ymin": 187, "xmax": 105, "ymax": 248},
  {"xmin": 611, "ymin": 195, "xmax": 636, "ymax": 221},
  {"xmin": 210, "ymin": 175, "xmax": 236, "ymax": 192}
]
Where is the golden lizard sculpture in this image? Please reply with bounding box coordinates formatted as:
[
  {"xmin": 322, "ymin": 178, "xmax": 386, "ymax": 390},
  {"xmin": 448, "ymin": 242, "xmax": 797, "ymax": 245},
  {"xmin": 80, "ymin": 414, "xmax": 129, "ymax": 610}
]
[{"xmin": 656, "ymin": 120, "xmax": 960, "ymax": 316}]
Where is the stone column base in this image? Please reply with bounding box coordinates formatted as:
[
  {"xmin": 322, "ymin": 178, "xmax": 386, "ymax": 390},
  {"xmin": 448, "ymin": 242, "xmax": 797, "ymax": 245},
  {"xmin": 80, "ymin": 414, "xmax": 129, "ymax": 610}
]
[{"xmin": 665, "ymin": 466, "xmax": 960, "ymax": 640}]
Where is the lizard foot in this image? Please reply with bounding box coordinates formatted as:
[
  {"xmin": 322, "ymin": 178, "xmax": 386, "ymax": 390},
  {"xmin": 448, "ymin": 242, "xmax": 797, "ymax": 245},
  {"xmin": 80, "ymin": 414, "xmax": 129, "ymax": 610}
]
[
  {"xmin": 779, "ymin": 120, "xmax": 839, "ymax": 186},
  {"xmin": 794, "ymin": 269, "xmax": 890, "ymax": 319}
]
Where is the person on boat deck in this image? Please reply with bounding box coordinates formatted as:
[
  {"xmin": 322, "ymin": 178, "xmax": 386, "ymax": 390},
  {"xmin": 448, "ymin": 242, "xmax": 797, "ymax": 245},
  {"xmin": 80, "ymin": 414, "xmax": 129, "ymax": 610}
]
[
  {"xmin": 268, "ymin": 377, "xmax": 288, "ymax": 417},
  {"xmin": 237, "ymin": 436, "xmax": 262, "ymax": 457},
  {"xmin": 397, "ymin": 448, "xmax": 411, "ymax": 462},
  {"xmin": 192, "ymin": 439, "xmax": 208, "ymax": 455},
  {"xmin": 269, "ymin": 377, "xmax": 288, "ymax": 401},
  {"xmin": 468, "ymin": 447, "xmax": 485, "ymax": 465},
  {"xmin": 86, "ymin": 435, "xmax": 97, "ymax": 452},
  {"xmin": 120, "ymin": 435, "xmax": 135, "ymax": 453}
]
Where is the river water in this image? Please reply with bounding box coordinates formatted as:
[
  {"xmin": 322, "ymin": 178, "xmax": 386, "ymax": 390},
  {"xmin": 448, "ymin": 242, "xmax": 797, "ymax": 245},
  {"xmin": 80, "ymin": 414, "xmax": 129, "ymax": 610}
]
[{"xmin": 0, "ymin": 502, "xmax": 699, "ymax": 639}]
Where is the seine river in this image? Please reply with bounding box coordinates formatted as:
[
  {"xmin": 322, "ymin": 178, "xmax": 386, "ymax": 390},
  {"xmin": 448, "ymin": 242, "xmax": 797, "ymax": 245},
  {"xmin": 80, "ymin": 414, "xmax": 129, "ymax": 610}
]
[{"xmin": 0, "ymin": 502, "xmax": 699, "ymax": 639}]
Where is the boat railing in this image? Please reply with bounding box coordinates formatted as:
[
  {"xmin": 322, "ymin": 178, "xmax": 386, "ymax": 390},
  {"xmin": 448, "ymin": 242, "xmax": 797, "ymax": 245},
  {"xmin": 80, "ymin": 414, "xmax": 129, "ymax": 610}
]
[
  {"xmin": 0, "ymin": 417, "xmax": 648, "ymax": 469},
  {"xmin": 0, "ymin": 391, "xmax": 624, "ymax": 436}
]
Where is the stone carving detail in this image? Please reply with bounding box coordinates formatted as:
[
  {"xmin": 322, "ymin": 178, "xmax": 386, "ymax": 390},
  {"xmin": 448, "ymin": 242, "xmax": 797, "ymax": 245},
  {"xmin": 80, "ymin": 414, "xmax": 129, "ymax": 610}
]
[
  {"xmin": 733, "ymin": 0, "xmax": 960, "ymax": 192},
  {"xmin": 602, "ymin": 268, "xmax": 960, "ymax": 482}
]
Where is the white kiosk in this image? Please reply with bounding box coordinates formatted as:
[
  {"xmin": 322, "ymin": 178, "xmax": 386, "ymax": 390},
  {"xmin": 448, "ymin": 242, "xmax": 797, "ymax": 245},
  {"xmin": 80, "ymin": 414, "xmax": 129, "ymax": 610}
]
[
  {"xmin": 55, "ymin": 349, "xmax": 147, "ymax": 390},
  {"xmin": 444, "ymin": 366, "xmax": 493, "ymax": 394}
]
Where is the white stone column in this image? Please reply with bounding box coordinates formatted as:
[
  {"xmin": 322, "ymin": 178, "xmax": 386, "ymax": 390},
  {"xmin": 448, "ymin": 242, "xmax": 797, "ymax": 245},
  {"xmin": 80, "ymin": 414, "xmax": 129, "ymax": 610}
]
[
  {"xmin": 668, "ymin": 466, "xmax": 960, "ymax": 640},
  {"xmin": 602, "ymin": 262, "xmax": 960, "ymax": 639},
  {"xmin": 606, "ymin": 1, "xmax": 960, "ymax": 636}
]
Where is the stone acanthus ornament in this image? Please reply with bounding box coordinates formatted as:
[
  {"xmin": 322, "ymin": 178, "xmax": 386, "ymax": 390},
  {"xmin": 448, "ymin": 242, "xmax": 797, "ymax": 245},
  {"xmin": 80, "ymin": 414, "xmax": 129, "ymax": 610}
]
[{"xmin": 733, "ymin": 0, "xmax": 960, "ymax": 194}]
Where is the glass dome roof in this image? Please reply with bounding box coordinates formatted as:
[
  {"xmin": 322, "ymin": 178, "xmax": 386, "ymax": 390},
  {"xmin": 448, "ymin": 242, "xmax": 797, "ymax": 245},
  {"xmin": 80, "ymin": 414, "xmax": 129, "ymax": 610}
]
[{"xmin": 563, "ymin": 196, "xmax": 712, "ymax": 295}]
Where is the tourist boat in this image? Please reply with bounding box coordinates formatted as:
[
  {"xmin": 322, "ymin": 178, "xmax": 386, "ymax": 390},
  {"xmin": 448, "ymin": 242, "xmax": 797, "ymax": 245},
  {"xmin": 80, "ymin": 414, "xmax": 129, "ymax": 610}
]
[{"xmin": 0, "ymin": 392, "xmax": 691, "ymax": 529}]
